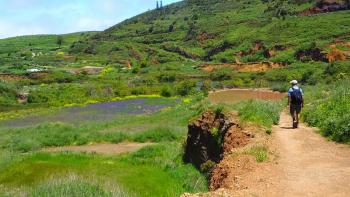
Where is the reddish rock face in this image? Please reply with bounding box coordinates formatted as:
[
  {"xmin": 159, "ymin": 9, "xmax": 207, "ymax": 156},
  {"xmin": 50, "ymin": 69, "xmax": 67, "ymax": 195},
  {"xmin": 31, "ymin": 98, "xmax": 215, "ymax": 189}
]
[
  {"xmin": 295, "ymin": 47, "xmax": 328, "ymax": 62},
  {"xmin": 183, "ymin": 110, "xmax": 251, "ymax": 169},
  {"xmin": 299, "ymin": 0, "xmax": 349, "ymax": 16}
]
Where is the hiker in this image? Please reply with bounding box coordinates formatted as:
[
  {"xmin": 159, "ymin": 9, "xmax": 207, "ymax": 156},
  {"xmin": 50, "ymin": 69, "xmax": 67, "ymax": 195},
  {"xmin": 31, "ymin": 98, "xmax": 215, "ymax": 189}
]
[{"xmin": 288, "ymin": 80, "xmax": 304, "ymax": 128}]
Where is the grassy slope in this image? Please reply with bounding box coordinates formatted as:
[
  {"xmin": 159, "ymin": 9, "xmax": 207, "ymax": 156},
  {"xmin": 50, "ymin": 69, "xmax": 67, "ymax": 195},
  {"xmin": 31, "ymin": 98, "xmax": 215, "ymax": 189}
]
[
  {"xmin": 1, "ymin": 0, "xmax": 349, "ymax": 73},
  {"xmin": 0, "ymin": 32, "xmax": 98, "ymax": 54},
  {"xmin": 91, "ymin": 0, "xmax": 349, "ymax": 63},
  {"xmin": 1, "ymin": 0, "xmax": 350, "ymax": 110}
]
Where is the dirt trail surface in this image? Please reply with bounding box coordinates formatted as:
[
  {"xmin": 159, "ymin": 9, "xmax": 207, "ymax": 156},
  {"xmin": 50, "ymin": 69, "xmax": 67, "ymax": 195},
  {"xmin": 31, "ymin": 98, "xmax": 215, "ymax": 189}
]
[
  {"xmin": 249, "ymin": 111, "xmax": 350, "ymax": 197},
  {"xmin": 43, "ymin": 142, "xmax": 154, "ymax": 155},
  {"xmin": 184, "ymin": 111, "xmax": 350, "ymax": 197}
]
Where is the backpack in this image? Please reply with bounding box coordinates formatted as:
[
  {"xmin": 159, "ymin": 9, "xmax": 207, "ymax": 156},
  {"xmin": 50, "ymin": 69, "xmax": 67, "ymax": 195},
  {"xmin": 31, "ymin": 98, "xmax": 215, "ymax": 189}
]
[{"xmin": 291, "ymin": 87, "xmax": 303, "ymax": 105}]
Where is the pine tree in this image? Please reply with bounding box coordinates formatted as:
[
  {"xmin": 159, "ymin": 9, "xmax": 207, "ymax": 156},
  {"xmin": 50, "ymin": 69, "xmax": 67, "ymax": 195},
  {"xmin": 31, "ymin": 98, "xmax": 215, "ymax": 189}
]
[
  {"xmin": 160, "ymin": 0, "xmax": 163, "ymax": 8},
  {"xmin": 156, "ymin": 1, "xmax": 159, "ymax": 9}
]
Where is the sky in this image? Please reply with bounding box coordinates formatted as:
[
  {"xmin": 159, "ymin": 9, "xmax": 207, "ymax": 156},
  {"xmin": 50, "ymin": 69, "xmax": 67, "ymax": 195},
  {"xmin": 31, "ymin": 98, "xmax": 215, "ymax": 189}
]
[{"xmin": 0, "ymin": 0, "xmax": 181, "ymax": 39}]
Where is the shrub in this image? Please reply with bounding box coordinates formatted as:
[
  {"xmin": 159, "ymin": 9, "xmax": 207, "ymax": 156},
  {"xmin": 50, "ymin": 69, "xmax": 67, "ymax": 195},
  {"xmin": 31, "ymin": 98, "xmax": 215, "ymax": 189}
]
[
  {"xmin": 131, "ymin": 87, "xmax": 148, "ymax": 95},
  {"xmin": 161, "ymin": 86, "xmax": 173, "ymax": 97},
  {"xmin": 234, "ymin": 100, "xmax": 283, "ymax": 128},
  {"xmin": 247, "ymin": 146, "xmax": 268, "ymax": 163},
  {"xmin": 176, "ymin": 81, "xmax": 196, "ymax": 96},
  {"xmin": 200, "ymin": 80, "xmax": 211, "ymax": 96},
  {"xmin": 69, "ymin": 41, "xmax": 89, "ymax": 54},
  {"xmin": 158, "ymin": 72, "xmax": 176, "ymax": 82},
  {"xmin": 270, "ymin": 83, "xmax": 289, "ymax": 92},
  {"xmin": 303, "ymin": 80, "xmax": 350, "ymax": 143},
  {"xmin": 27, "ymin": 92, "xmax": 49, "ymax": 103},
  {"xmin": 209, "ymin": 68, "xmax": 232, "ymax": 81},
  {"xmin": 132, "ymin": 66, "xmax": 140, "ymax": 74},
  {"xmin": 0, "ymin": 82, "xmax": 17, "ymax": 105}
]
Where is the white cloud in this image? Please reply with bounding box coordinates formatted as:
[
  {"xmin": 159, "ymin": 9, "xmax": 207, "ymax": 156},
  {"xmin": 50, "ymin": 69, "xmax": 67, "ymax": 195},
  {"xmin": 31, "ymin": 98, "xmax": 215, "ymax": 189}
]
[{"xmin": 0, "ymin": 20, "xmax": 48, "ymax": 38}]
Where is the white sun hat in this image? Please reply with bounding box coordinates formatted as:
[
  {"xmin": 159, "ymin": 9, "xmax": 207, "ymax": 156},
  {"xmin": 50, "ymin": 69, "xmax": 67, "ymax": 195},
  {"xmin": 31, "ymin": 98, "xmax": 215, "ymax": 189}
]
[{"xmin": 290, "ymin": 80, "xmax": 298, "ymax": 85}]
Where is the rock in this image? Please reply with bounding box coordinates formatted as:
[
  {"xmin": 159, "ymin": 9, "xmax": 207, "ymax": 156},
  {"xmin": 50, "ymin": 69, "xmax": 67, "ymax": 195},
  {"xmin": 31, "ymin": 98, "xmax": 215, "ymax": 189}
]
[
  {"xmin": 295, "ymin": 47, "xmax": 328, "ymax": 62},
  {"xmin": 299, "ymin": 0, "xmax": 349, "ymax": 16},
  {"xmin": 183, "ymin": 110, "xmax": 251, "ymax": 169},
  {"xmin": 183, "ymin": 110, "xmax": 231, "ymax": 168}
]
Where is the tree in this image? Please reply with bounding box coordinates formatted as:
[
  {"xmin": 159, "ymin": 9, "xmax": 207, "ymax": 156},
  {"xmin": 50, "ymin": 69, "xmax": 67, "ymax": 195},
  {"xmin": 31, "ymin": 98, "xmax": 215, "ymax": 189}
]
[
  {"xmin": 56, "ymin": 36, "xmax": 63, "ymax": 48},
  {"xmin": 261, "ymin": 0, "xmax": 296, "ymax": 19},
  {"xmin": 184, "ymin": 21, "xmax": 199, "ymax": 41},
  {"xmin": 168, "ymin": 24, "xmax": 174, "ymax": 32}
]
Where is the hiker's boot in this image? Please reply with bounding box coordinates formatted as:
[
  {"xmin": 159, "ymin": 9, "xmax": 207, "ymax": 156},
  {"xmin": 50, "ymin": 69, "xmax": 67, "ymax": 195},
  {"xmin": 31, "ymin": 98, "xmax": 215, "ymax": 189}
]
[{"xmin": 293, "ymin": 121, "xmax": 298, "ymax": 129}]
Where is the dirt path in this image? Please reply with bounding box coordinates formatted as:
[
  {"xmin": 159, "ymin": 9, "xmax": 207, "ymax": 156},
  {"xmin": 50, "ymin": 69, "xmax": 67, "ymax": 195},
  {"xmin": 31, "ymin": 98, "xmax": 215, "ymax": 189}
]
[
  {"xmin": 43, "ymin": 142, "xmax": 154, "ymax": 155},
  {"xmin": 182, "ymin": 108, "xmax": 350, "ymax": 197},
  {"xmin": 182, "ymin": 110, "xmax": 350, "ymax": 197},
  {"xmin": 255, "ymin": 111, "xmax": 350, "ymax": 196}
]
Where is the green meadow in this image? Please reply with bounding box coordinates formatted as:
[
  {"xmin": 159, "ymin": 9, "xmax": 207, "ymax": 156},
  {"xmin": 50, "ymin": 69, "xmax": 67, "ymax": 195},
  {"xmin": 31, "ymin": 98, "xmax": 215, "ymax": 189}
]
[{"xmin": 0, "ymin": 97, "xmax": 208, "ymax": 196}]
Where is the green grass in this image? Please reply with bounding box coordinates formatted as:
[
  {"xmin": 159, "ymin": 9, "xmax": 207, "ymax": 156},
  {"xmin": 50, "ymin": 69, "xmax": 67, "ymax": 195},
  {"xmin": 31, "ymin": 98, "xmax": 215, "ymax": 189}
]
[
  {"xmin": 0, "ymin": 143, "xmax": 207, "ymax": 197},
  {"xmin": 0, "ymin": 97, "xmax": 208, "ymax": 196},
  {"xmin": 29, "ymin": 175, "xmax": 126, "ymax": 197},
  {"xmin": 302, "ymin": 79, "xmax": 350, "ymax": 143},
  {"xmin": 234, "ymin": 100, "xmax": 283, "ymax": 128},
  {"xmin": 0, "ymin": 32, "xmax": 98, "ymax": 55},
  {"xmin": 246, "ymin": 146, "xmax": 268, "ymax": 163},
  {"xmin": 0, "ymin": 98, "xmax": 197, "ymax": 152}
]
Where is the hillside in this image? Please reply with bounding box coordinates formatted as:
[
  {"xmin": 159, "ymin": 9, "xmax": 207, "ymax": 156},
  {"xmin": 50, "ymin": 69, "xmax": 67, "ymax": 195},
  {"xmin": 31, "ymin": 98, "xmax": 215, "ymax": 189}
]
[
  {"xmin": 73, "ymin": 0, "xmax": 350, "ymax": 66},
  {"xmin": 0, "ymin": 0, "xmax": 350, "ymax": 109}
]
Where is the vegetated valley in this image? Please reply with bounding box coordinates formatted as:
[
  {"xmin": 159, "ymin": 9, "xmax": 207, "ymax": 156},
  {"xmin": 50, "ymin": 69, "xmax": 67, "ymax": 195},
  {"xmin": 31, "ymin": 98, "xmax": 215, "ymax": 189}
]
[{"xmin": 0, "ymin": 0, "xmax": 350, "ymax": 196}]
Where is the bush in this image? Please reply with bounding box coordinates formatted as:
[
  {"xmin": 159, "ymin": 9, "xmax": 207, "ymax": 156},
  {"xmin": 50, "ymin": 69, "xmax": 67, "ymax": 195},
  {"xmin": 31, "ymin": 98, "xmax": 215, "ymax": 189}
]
[
  {"xmin": 158, "ymin": 72, "xmax": 176, "ymax": 82},
  {"xmin": 131, "ymin": 87, "xmax": 148, "ymax": 95},
  {"xmin": 200, "ymin": 80, "xmax": 211, "ymax": 96},
  {"xmin": 161, "ymin": 86, "xmax": 173, "ymax": 97},
  {"xmin": 0, "ymin": 82, "xmax": 17, "ymax": 105},
  {"xmin": 209, "ymin": 68, "xmax": 232, "ymax": 81},
  {"xmin": 247, "ymin": 146, "xmax": 268, "ymax": 163},
  {"xmin": 28, "ymin": 92, "xmax": 49, "ymax": 103},
  {"xmin": 234, "ymin": 100, "xmax": 283, "ymax": 128},
  {"xmin": 132, "ymin": 66, "xmax": 140, "ymax": 74},
  {"xmin": 303, "ymin": 80, "xmax": 350, "ymax": 143},
  {"xmin": 69, "ymin": 41, "xmax": 89, "ymax": 54},
  {"xmin": 270, "ymin": 83, "xmax": 289, "ymax": 92},
  {"xmin": 176, "ymin": 81, "xmax": 196, "ymax": 96}
]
